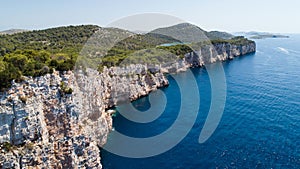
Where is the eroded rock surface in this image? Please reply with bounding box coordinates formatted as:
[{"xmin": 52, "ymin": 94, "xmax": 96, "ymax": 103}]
[{"xmin": 0, "ymin": 65, "xmax": 168, "ymax": 169}]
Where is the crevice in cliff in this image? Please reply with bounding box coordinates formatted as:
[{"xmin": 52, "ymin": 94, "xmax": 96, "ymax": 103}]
[
  {"xmin": 10, "ymin": 102, "xmax": 17, "ymax": 145},
  {"xmin": 19, "ymin": 155, "xmax": 23, "ymax": 169}
]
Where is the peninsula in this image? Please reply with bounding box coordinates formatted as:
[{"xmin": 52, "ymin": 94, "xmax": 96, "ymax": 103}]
[{"xmin": 0, "ymin": 23, "xmax": 255, "ymax": 168}]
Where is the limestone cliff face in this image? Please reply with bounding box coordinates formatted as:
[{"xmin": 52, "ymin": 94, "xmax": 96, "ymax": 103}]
[
  {"xmin": 184, "ymin": 42, "xmax": 256, "ymax": 67},
  {"xmin": 0, "ymin": 66, "xmax": 168, "ymax": 169},
  {"xmin": 0, "ymin": 42, "xmax": 255, "ymax": 168}
]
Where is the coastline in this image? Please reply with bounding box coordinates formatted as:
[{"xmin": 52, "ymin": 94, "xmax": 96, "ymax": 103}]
[{"xmin": 0, "ymin": 41, "xmax": 255, "ymax": 168}]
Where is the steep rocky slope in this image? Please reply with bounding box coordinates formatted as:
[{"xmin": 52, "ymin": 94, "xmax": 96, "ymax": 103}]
[{"xmin": 0, "ymin": 66, "xmax": 168, "ymax": 168}]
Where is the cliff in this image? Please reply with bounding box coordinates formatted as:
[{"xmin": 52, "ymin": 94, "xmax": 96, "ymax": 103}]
[
  {"xmin": 184, "ymin": 42, "xmax": 256, "ymax": 67},
  {"xmin": 0, "ymin": 42, "xmax": 255, "ymax": 168},
  {"xmin": 0, "ymin": 66, "xmax": 168, "ymax": 168}
]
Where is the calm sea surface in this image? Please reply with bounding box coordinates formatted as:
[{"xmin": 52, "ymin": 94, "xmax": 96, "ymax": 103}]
[{"xmin": 102, "ymin": 35, "xmax": 300, "ymax": 169}]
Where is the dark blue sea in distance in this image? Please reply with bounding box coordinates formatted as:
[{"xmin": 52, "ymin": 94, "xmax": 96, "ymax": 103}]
[{"xmin": 101, "ymin": 35, "xmax": 300, "ymax": 168}]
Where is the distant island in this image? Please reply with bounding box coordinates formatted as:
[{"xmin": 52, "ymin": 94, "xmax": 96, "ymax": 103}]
[
  {"xmin": 0, "ymin": 29, "xmax": 28, "ymax": 35},
  {"xmin": 250, "ymin": 34, "xmax": 289, "ymax": 39},
  {"xmin": 235, "ymin": 31, "xmax": 289, "ymax": 39}
]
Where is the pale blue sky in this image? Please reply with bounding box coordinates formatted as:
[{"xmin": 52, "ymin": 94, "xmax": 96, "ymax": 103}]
[{"xmin": 1, "ymin": 0, "xmax": 299, "ymax": 33}]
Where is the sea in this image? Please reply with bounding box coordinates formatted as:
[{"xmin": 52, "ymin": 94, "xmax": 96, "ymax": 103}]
[{"xmin": 101, "ymin": 35, "xmax": 300, "ymax": 169}]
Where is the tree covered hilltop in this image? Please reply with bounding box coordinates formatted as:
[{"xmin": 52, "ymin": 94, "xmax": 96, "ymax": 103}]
[{"xmin": 0, "ymin": 23, "xmax": 255, "ymax": 90}]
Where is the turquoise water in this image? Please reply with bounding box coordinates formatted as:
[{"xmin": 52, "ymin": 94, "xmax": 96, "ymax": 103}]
[
  {"xmin": 159, "ymin": 42, "xmax": 191, "ymax": 46},
  {"xmin": 101, "ymin": 35, "xmax": 300, "ymax": 168}
]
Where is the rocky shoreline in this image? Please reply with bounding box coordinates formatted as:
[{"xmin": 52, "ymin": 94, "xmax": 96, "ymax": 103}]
[{"xmin": 0, "ymin": 42, "xmax": 255, "ymax": 168}]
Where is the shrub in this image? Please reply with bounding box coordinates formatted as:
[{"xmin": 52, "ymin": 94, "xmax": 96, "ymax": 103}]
[
  {"xmin": 65, "ymin": 88, "xmax": 73, "ymax": 94},
  {"xmin": 0, "ymin": 61, "xmax": 22, "ymax": 90},
  {"xmin": 3, "ymin": 54, "xmax": 28, "ymax": 71},
  {"xmin": 60, "ymin": 81, "xmax": 73, "ymax": 95},
  {"xmin": 24, "ymin": 142, "xmax": 34, "ymax": 150},
  {"xmin": 0, "ymin": 142, "xmax": 14, "ymax": 152}
]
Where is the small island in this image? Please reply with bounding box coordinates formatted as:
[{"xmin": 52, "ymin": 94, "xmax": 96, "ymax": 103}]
[
  {"xmin": 250, "ymin": 34, "xmax": 290, "ymax": 39},
  {"xmin": 235, "ymin": 31, "xmax": 290, "ymax": 39}
]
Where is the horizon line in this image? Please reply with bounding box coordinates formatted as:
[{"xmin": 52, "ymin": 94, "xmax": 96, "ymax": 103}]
[{"xmin": 0, "ymin": 23, "xmax": 299, "ymax": 35}]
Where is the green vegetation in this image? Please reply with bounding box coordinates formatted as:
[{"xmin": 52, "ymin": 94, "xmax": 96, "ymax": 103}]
[
  {"xmin": 206, "ymin": 31, "xmax": 234, "ymax": 40},
  {"xmin": 0, "ymin": 49, "xmax": 76, "ymax": 89},
  {"xmin": 0, "ymin": 25, "xmax": 99, "ymax": 89},
  {"xmin": 151, "ymin": 23, "xmax": 234, "ymax": 43},
  {"xmin": 0, "ymin": 142, "xmax": 15, "ymax": 152},
  {"xmin": 158, "ymin": 44, "xmax": 193, "ymax": 59},
  {"xmin": 210, "ymin": 36, "xmax": 255, "ymax": 45},
  {"xmin": 98, "ymin": 33, "xmax": 179, "ymax": 69},
  {"xmin": 98, "ymin": 36, "xmax": 253, "ymax": 69},
  {"xmin": 151, "ymin": 23, "xmax": 208, "ymax": 43},
  {"xmin": 59, "ymin": 81, "xmax": 73, "ymax": 95},
  {"xmin": 0, "ymin": 23, "xmax": 253, "ymax": 91},
  {"xmin": 0, "ymin": 25, "xmax": 99, "ymax": 56}
]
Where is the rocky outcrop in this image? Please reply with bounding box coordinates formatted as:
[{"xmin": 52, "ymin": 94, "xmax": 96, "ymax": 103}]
[
  {"xmin": 0, "ymin": 65, "xmax": 168, "ymax": 168},
  {"xmin": 0, "ymin": 42, "xmax": 255, "ymax": 168}
]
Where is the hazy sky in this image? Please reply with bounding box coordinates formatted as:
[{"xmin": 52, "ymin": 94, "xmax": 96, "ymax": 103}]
[{"xmin": 1, "ymin": 0, "xmax": 299, "ymax": 33}]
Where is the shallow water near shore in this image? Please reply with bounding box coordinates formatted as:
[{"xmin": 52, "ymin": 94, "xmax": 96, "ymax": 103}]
[{"xmin": 101, "ymin": 35, "xmax": 300, "ymax": 168}]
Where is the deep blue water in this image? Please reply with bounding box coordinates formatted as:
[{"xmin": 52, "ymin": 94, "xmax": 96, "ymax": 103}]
[{"xmin": 101, "ymin": 35, "xmax": 300, "ymax": 169}]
